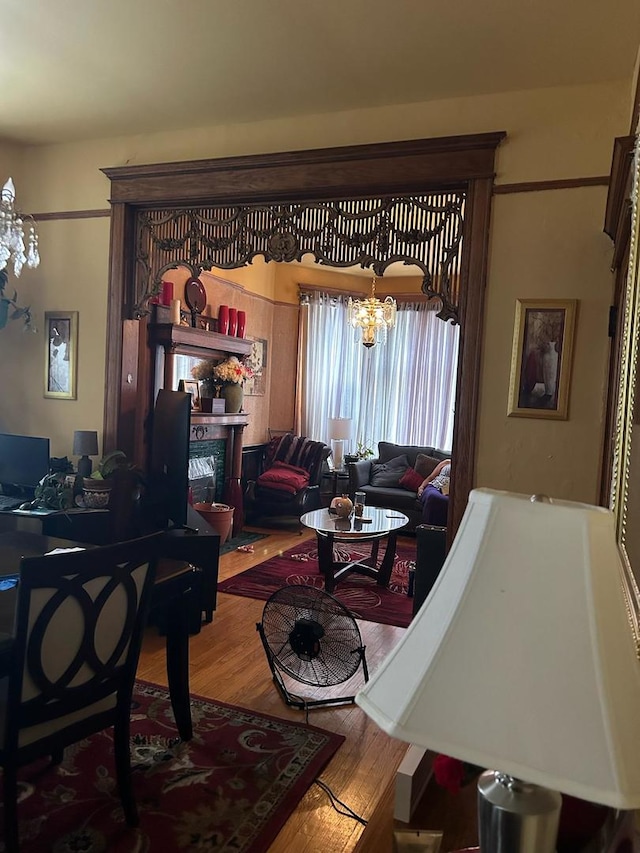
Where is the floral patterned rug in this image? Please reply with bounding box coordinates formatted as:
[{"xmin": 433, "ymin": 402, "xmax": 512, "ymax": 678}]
[
  {"xmin": 8, "ymin": 680, "xmax": 344, "ymax": 852},
  {"xmin": 218, "ymin": 539, "xmax": 417, "ymax": 628}
]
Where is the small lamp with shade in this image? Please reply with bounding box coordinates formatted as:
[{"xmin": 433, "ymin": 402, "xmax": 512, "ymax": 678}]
[
  {"xmin": 73, "ymin": 430, "xmax": 99, "ymax": 479},
  {"xmin": 328, "ymin": 417, "xmax": 352, "ymax": 471}
]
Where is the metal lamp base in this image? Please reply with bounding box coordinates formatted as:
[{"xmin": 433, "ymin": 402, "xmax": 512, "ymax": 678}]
[
  {"xmin": 477, "ymin": 771, "xmax": 561, "ymax": 853},
  {"xmin": 330, "ymin": 439, "xmax": 346, "ymax": 471}
]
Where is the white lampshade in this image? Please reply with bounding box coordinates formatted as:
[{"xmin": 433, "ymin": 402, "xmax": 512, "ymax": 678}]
[
  {"xmin": 328, "ymin": 417, "xmax": 352, "ymax": 441},
  {"xmin": 356, "ymin": 488, "xmax": 640, "ymax": 809}
]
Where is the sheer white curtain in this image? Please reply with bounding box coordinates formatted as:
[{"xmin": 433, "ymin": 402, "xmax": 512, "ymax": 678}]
[{"xmin": 299, "ymin": 291, "xmax": 459, "ymax": 452}]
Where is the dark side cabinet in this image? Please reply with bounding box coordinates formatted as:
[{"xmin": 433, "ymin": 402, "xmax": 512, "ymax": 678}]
[{"xmin": 413, "ymin": 524, "xmax": 448, "ymax": 616}]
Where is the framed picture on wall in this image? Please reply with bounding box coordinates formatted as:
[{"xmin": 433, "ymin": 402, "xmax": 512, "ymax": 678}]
[
  {"xmin": 245, "ymin": 337, "xmax": 268, "ymax": 396},
  {"xmin": 44, "ymin": 311, "xmax": 78, "ymax": 400},
  {"xmin": 507, "ymin": 299, "xmax": 577, "ymax": 420}
]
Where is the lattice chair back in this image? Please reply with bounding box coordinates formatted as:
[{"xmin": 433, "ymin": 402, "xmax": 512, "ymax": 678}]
[{"xmin": 0, "ymin": 532, "xmax": 162, "ymax": 852}]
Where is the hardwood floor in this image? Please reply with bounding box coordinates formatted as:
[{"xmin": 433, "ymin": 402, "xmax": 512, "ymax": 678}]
[{"xmin": 137, "ymin": 526, "xmax": 412, "ymax": 852}]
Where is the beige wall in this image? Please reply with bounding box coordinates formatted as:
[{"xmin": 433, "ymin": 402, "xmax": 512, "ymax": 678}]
[
  {"xmin": 477, "ymin": 186, "xmax": 614, "ymax": 499},
  {"xmin": 0, "ymin": 79, "xmax": 631, "ymax": 501}
]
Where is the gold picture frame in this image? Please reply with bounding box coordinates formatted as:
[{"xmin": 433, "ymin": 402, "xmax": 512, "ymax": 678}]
[
  {"xmin": 507, "ymin": 299, "xmax": 577, "ymax": 420},
  {"xmin": 245, "ymin": 336, "xmax": 268, "ymax": 396},
  {"xmin": 44, "ymin": 311, "xmax": 78, "ymax": 400}
]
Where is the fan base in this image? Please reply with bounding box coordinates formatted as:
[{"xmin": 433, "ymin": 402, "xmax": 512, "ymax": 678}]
[{"xmin": 270, "ymin": 667, "xmax": 358, "ymax": 710}]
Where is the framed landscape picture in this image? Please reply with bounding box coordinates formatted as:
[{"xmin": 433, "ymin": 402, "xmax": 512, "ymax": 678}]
[
  {"xmin": 44, "ymin": 311, "xmax": 78, "ymax": 400},
  {"xmin": 507, "ymin": 299, "xmax": 577, "ymax": 419}
]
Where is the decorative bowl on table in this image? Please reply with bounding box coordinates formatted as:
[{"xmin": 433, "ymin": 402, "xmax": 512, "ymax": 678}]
[
  {"xmin": 82, "ymin": 478, "xmax": 112, "ymax": 509},
  {"xmin": 329, "ymin": 496, "xmax": 353, "ymax": 518}
]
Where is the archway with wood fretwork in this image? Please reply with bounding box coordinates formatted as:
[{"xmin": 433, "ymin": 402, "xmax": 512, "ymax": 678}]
[{"xmin": 102, "ymin": 132, "xmax": 505, "ymax": 536}]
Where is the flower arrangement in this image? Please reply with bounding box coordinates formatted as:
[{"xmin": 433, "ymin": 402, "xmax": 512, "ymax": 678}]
[
  {"xmin": 191, "ymin": 360, "xmax": 217, "ymax": 381},
  {"xmin": 212, "ymin": 356, "xmax": 253, "ymax": 385}
]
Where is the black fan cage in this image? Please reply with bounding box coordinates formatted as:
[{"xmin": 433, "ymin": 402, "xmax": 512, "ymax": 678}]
[{"xmin": 260, "ymin": 585, "xmax": 364, "ymax": 687}]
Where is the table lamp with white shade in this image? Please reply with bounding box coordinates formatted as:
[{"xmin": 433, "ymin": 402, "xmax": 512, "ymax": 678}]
[
  {"xmin": 356, "ymin": 489, "xmax": 640, "ymax": 851},
  {"xmin": 328, "ymin": 417, "xmax": 352, "ymax": 471}
]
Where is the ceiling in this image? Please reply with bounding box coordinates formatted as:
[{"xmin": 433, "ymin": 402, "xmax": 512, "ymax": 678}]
[{"xmin": 2, "ymin": 0, "xmax": 639, "ymax": 146}]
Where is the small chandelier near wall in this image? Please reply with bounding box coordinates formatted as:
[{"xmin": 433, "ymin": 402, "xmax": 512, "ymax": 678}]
[
  {"xmin": 347, "ymin": 275, "xmax": 397, "ymax": 348},
  {"xmin": 0, "ymin": 178, "xmax": 40, "ymax": 278}
]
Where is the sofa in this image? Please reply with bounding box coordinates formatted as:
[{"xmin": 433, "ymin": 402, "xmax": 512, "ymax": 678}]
[{"xmin": 347, "ymin": 441, "xmax": 451, "ymax": 531}]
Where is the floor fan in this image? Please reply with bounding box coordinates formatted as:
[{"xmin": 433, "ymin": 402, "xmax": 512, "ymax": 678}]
[{"xmin": 256, "ymin": 585, "xmax": 369, "ymax": 710}]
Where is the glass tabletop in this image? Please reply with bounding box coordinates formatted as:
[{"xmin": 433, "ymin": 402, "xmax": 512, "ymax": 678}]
[{"xmin": 301, "ymin": 506, "xmax": 408, "ymax": 537}]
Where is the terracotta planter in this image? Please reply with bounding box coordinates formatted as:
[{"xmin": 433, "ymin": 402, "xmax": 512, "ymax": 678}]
[{"xmin": 193, "ymin": 502, "xmax": 234, "ymax": 543}]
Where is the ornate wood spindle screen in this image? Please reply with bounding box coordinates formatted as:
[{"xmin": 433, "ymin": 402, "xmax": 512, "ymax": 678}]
[{"xmin": 133, "ymin": 191, "xmax": 466, "ymax": 323}]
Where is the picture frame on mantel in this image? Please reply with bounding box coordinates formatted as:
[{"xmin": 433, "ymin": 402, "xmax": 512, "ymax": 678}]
[
  {"xmin": 507, "ymin": 299, "xmax": 577, "ymax": 420},
  {"xmin": 44, "ymin": 311, "xmax": 78, "ymax": 400},
  {"xmin": 179, "ymin": 378, "xmax": 201, "ymax": 411}
]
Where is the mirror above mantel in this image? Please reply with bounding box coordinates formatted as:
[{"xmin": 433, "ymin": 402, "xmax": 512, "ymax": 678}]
[{"xmin": 149, "ymin": 322, "xmax": 253, "ymax": 395}]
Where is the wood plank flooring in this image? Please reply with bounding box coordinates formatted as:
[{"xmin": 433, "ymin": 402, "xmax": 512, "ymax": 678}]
[{"xmin": 137, "ymin": 526, "xmax": 413, "ymax": 852}]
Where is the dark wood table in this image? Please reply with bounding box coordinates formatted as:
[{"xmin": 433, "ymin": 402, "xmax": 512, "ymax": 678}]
[
  {"xmin": 300, "ymin": 506, "xmax": 409, "ymax": 593},
  {"xmin": 0, "ymin": 530, "xmax": 201, "ymax": 741}
]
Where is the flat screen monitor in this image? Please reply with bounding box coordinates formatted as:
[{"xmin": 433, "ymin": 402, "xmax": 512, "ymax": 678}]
[
  {"xmin": 0, "ymin": 433, "xmax": 50, "ymax": 496},
  {"xmin": 147, "ymin": 389, "xmax": 191, "ymax": 529}
]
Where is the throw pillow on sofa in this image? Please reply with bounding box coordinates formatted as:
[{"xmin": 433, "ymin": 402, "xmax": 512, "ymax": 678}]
[
  {"xmin": 415, "ymin": 453, "xmax": 441, "ymax": 478},
  {"xmin": 399, "ymin": 467, "xmax": 424, "ymax": 492},
  {"xmin": 370, "ymin": 454, "xmax": 410, "ymax": 487}
]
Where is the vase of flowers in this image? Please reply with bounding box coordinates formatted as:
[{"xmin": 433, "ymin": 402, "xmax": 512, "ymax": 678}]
[
  {"xmin": 191, "ymin": 360, "xmax": 218, "ymax": 400},
  {"xmin": 212, "ymin": 356, "xmax": 253, "ymax": 413}
]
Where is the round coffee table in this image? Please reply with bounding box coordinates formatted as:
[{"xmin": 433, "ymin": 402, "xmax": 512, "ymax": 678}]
[{"xmin": 300, "ymin": 506, "xmax": 409, "ymax": 594}]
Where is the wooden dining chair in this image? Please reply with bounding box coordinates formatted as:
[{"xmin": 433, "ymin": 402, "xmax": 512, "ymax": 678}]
[{"xmin": 0, "ymin": 532, "xmax": 162, "ymax": 852}]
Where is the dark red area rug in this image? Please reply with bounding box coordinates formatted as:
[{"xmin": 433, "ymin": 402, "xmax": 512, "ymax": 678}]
[
  {"xmin": 7, "ymin": 680, "xmax": 344, "ymax": 852},
  {"xmin": 218, "ymin": 538, "xmax": 416, "ymax": 628}
]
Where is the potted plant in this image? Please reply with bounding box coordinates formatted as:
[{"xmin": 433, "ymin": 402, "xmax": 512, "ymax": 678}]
[
  {"xmin": 83, "ymin": 450, "xmax": 143, "ymax": 508},
  {"xmin": 33, "ymin": 472, "xmax": 75, "ymax": 510},
  {"xmin": 355, "ymin": 440, "xmax": 374, "ymax": 460},
  {"xmin": 345, "ymin": 440, "xmax": 375, "ymax": 464},
  {"xmin": 191, "ymin": 359, "xmax": 218, "ymax": 399}
]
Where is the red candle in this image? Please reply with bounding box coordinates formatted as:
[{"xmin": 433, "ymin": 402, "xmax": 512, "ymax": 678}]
[
  {"xmin": 218, "ymin": 305, "xmax": 229, "ymax": 335},
  {"xmin": 228, "ymin": 307, "xmax": 238, "ymax": 336},
  {"xmin": 236, "ymin": 310, "xmax": 246, "ymax": 338},
  {"xmin": 161, "ymin": 281, "xmax": 173, "ymax": 306}
]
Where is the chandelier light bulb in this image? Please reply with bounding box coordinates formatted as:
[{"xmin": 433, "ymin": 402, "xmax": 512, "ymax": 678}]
[
  {"xmin": 347, "ymin": 275, "xmax": 397, "ymax": 348},
  {"xmin": 0, "ymin": 177, "xmax": 40, "ymax": 278}
]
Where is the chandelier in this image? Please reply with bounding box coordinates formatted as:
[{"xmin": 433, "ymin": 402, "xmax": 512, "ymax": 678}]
[
  {"xmin": 0, "ymin": 178, "xmax": 40, "ymax": 278},
  {"xmin": 347, "ymin": 276, "xmax": 397, "ymax": 348}
]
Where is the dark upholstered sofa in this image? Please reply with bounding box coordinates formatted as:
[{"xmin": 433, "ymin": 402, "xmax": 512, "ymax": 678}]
[{"xmin": 347, "ymin": 441, "xmax": 451, "ymax": 531}]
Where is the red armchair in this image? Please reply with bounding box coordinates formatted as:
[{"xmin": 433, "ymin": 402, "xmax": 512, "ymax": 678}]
[{"xmin": 245, "ymin": 433, "xmax": 330, "ymax": 526}]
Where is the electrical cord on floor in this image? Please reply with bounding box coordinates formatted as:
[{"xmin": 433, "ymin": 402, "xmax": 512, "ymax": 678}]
[{"xmin": 314, "ymin": 778, "xmax": 368, "ymax": 826}]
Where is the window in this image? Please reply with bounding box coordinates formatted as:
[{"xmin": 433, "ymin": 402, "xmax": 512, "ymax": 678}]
[{"xmin": 299, "ymin": 291, "xmax": 459, "ymax": 452}]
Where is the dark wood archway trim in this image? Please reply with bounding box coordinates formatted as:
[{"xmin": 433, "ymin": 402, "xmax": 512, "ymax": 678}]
[{"xmin": 102, "ymin": 132, "xmax": 505, "ymax": 536}]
